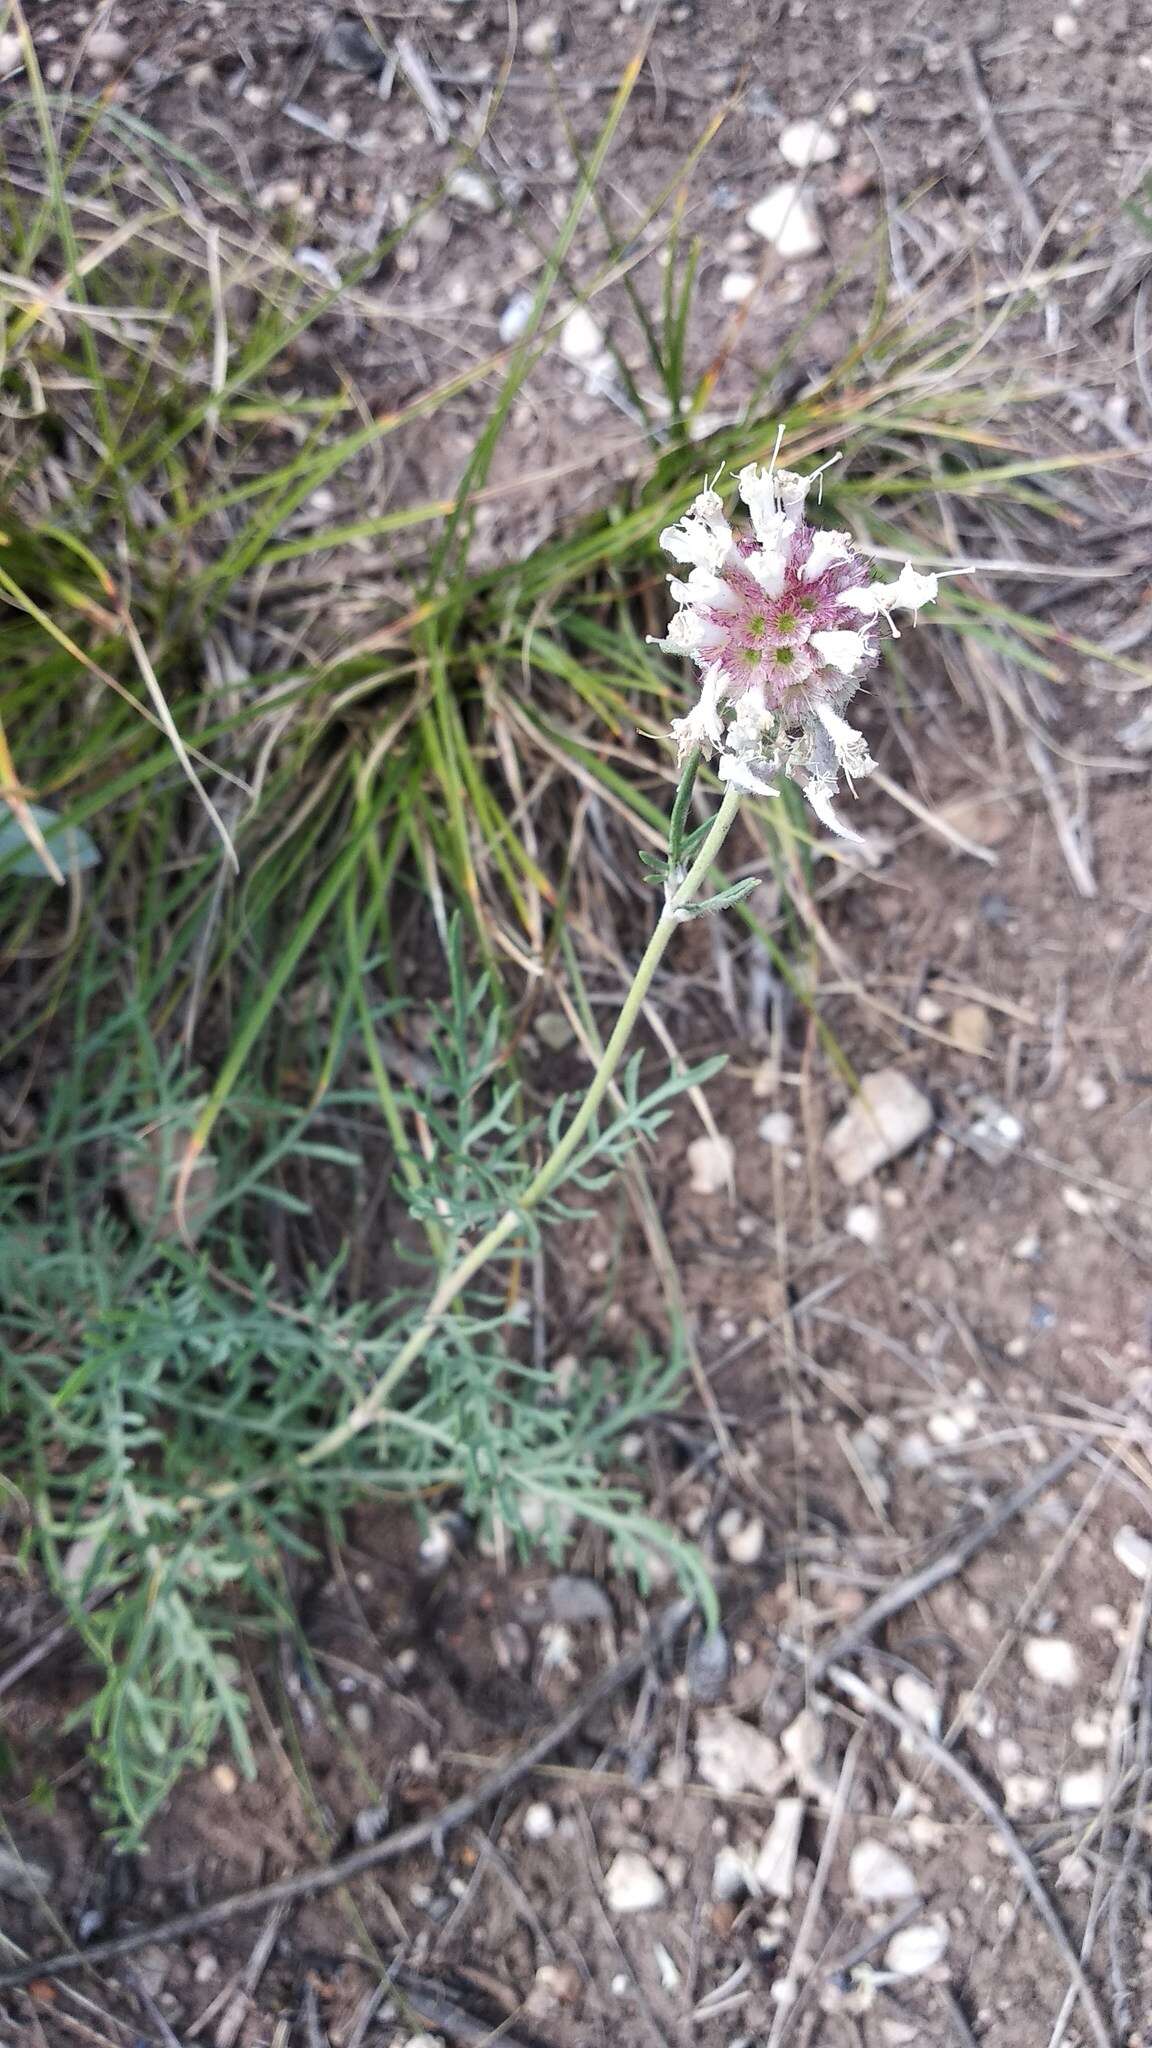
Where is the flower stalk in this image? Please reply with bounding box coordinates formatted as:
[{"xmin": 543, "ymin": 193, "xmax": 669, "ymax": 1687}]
[{"xmin": 299, "ymin": 763, "xmax": 743, "ymax": 1471}]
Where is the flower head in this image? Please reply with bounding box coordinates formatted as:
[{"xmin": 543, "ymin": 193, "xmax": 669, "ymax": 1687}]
[{"xmin": 654, "ymin": 450, "xmax": 940, "ymax": 837}]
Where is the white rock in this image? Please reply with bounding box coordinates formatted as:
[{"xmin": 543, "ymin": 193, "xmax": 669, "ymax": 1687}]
[
  {"xmin": 1113, "ymin": 1525, "xmax": 1152, "ymax": 1580},
  {"xmin": 850, "ymin": 87, "xmax": 879, "ymax": 116},
  {"xmin": 447, "ymin": 168, "xmax": 498, "ymax": 213},
  {"xmin": 712, "ymin": 1843, "xmax": 757, "ymax": 1901},
  {"xmin": 522, "ymin": 1802, "xmax": 557, "ymax": 1841},
  {"xmin": 883, "ymin": 1922, "xmax": 948, "ymax": 1977},
  {"xmin": 1060, "ymin": 1767, "xmax": 1107, "ymax": 1812},
  {"xmin": 686, "ymin": 1133, "xmax": 735, "ymax": 1195},
  {"xmin": 1058, "ymin": 1853, "xmax": 1094, "ymax": 1892},
  {"xmin": 0, "ymin": 33, "xmax": 23, "ymax": 71},
  {"xmin": 720, "ymin": 270, "xmax": 757, "ymax": 305},
  {"xmin": 746, "ymin": 182, "xmax": 824, "ymax": 260},
  {"xmin": 1072, "ymin": 1717, "xmax": 1108, "ymax": 1750},
  {"xmin": 419, "ymin": 1522, "xmax": 453, "ymax": 1570},
  {"xmin": 893, "ymin": 1671, "xmax": 942, "ymax": 1737},
  {"xmin": 777, "ymin": 118, "xmax": 840, "ymax": 169},
  {"xmin": 845, "ymin": 1202, "xmax": 881, "ymax": 1246},
  {"xmin": 1076, "ymin": 1074, "xmax": 1108, "ymax": 1112},
  {"xmin": 1004, "ymin": 1772, "xmax": 1050, "ymax": 1815},
  {"xmin": 926, "ymin": 1410, "xmax": 968, "ymax": 1447},
  {"xmin": 963, "ymin": 1102, "xmax": 1024, "ymax": 1166},
  {"xmin": 758, "ymin": 1111, "xmax": 795, "ymax": 1148},
  {"xmin": 524, "ymin": 15, "xmax": 562, "ymax": 55},
  {"xmin": 561, "ymin": 306, "xmax": 605, "ymax": 363},
  {"xmin": 754, "ymin": 1797, "xmax": 806, "ymax": 1900},
  {"xmin": 498, "ymin": 288, "xmax": 535, "ymax": 344},
  {"xmin": 696, "ymin": 1711, "xmax": 784, "ymax": 1797},
  {"xmin": 1051, "ymin": 11, "xmax": 1081, "ymax": 42},
  {"xmin": 87, "ymin": 29, "xmax": 128, "ymax": 62},
  {"xmin": 848, "ymin": 1839, "xmax": 919, "ymax": 1904},
  {"xmin": 825, "ymin": 1070, "xmax": 933, "ymax": 1186},
  {"xmin": 720, "ymin": 1512, "xmax": 766, "ymax": 1566},
  {"xmin": 1023, "ymin": 1636, "xmax": 1079, "ymax": 1688},
  {"xmin": 781, "ymin": 1707, "xmax": 825, "ymax": 1775},
  {"xmin": 604, "ymin": 1849, "xmax": 666, "ymax": 1914}
]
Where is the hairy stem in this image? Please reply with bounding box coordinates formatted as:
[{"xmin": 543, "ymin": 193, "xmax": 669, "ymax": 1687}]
[{"xmin": 299, "ymin": 781, "xmax": 743, "ymax": 1470}]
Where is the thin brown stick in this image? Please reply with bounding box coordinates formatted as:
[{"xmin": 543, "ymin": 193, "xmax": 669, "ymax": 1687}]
[
  {"xmin": 807, "ymin": 1435, "xmax": 1090, "ymax": 1680},
  {"xmin": 0, "ymin": 1601, "xmax": 693, "ymax": 1993},
  {"xmin": 823, "ymin": 1664, "xmax": 1113, "ymax": 2048}
]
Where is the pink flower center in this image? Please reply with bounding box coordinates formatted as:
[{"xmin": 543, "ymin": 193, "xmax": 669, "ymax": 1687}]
[{"xmin": 700, "ymin": 526, "xmax": 878, "ymax": 711}]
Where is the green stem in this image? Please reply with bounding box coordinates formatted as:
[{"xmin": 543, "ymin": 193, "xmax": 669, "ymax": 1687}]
[{"xmin": 298, "ymin": 782, "xmax": 743, "ymax": 1472}]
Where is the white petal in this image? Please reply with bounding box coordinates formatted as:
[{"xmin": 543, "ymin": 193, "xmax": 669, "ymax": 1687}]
[
  {"xmin": 737, "ymin": 460, "xmax": 810, "ymax": 543},
  {"xmin": 794, "ymin": 769, "xmax": 866, "ymax": 843},
  {"xmin": 837, "ymin": 563, "xmax": 939, "ymax": 623},
  {"xmin": 668, "ymin": 569, "xmax": 740, "ymax": 614},
  {"xmin": 671, "ymin": 663, "xmax": 726, "ymax": 759},
  {"xmin": 742, "ymin": 542, "xmax": 789, "ymax": 599},
  {"xmin": 719, "ymin": 753, "xmax": 780, "ymax": 797},
  {"xmin": 811, "ymin": 628, "xmax": 871, "ymax": 677},
  {"xmin": 814, "ymin": 703, "xmax": 875, "ymax": 782},
  {"xmin": 802, "ymin": 529, "xmax": 854, "ymax": 582},
  {"xmin": 658, "ymin": 607, "xmax": 727, "ymax": 664},
  {"xmin": 660, "ymin": 488, "xmax": 733, "ymax": 572},
  {"xmin": 886, "ymin": 563, "xmax": 939, "ymax": 612}
]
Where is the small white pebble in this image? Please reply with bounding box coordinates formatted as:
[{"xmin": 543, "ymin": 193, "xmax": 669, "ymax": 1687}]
[
  {"xmin": 1023, "ymin": 1636, "xmax": 1079, "ymax": 1688},
  {"xmin": 1051, "ymin": 11, "xmax": 1081, "ymax": 42},
  {"xmin": 1012, "ymin": 1232, "xmax": 1040, "ymax": 1261},
  {"xmin": 927, "ymin": 1411, "xmax": 969, "ymax": 1447},
  {"xmin": 720, "ymin": 269, "xmax": 757, "ymax": 305},
  {"xmin": 522, "ymin": 1801, "xmax": 557, "ymax": 1842},
  {"xmin": 1076, "ymin": 1074, "xmax": 1108, "ymax": 1111},
  {"xmin": 1004, "ymin": 1773, "xmax": 1050, "ymax": 1815},
  {"xmin": 419, "ymin": 1522, "xmax": 453, "ymax": 1570},
  {"xmin": 1060, "ymin": 1767, "xmax": 1108, "ymax": 1812},
  {"xmin": 758, "ymin": 1111, "xmax": 795, "ymax": 1148},
  {"xmin": 86, "ymin": 29, "xmax": 129, "ymax": 61},
  {"xmin": 892, "ymin": 1671, "xmax": 942, "ymax": 1737},
  {"xmin": 849, "ymin": 1840, "xmax": 919, "ymax": 1903},
  {"xmin": 604, "ymin": 1849, "xmax": 666, "ymax": 1914},
  {"xmin": 686, "ymin": 1133, "xmax": 735, "ymax": 1195},
  {"xmin": 746, "ymin": 182, "xmax": 824, "ymax": 259},
  {"xmin": 1113, "ymin": 1525, "xmax": 1152, "ymax": 1580},
  {"xmin": 754, "ymin": 1797, "xmax": 805, "ymax": 1900},
  {"xmin": 777, "ymin": 118, "xmax": 840, "ymax": 168},
  {"xmin": 499, "ymin": 288, "xmax": 535, "ymax": 344},
  {"xmin": 346, "ymin": 1700, "xmax": 372, "ymax": 1737},
  {"xmin": 845, "ymin": 1202, "xmax": 881, "ymax": 1246},
  {"xmin": 722, "ymin": 1513, "xmax": 766, "ymax": 1566},
  {"xmin": 561, "ymin": 306, "xmax": 605, "ymax": 363},
  {"xmin": 1090, "ymin": 1602, "xmax": 1121, "ymax": 1630},
  {"xmin": 849, "ymin": 86, "xmax": 879, "ymax": 116},
  {"xmin": 1062, "ymin": 1184, "xmax": 1096, "ymax": 1217},
  {"xmin": 883, "ymin": 1922, "xmax": 948, "ymax": 1977},
  {"xmin": 210, "ymin": 1763, "xmax": 238, "ymax": 1795},
  {"xmin": 1072, "ymin": 1718, "xmax": 1108, "ymax": 1751},
  {"xmin": 0, "ymin": 33, "xmax": 24, "ymax": 71}
]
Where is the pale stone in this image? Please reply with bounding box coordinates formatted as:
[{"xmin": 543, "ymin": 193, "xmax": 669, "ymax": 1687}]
[
  {"xmin": 825, "ymin": 1070, "xmax": 933, "ymax": 1186},
  {"xmin": 746, "ymin": 183, "xmax": 824, "ymax": 259}
]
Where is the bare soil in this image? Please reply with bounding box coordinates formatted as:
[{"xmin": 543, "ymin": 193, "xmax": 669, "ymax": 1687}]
[{"xmin": 4, "ymin": 3, "xmax": 1152, "ymax": 2047}]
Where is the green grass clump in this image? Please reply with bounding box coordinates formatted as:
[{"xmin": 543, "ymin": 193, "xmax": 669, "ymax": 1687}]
[{"xmin": 1, "ymin": 38, "xmax": 1141, "ymax": 1838}]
